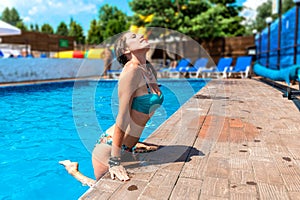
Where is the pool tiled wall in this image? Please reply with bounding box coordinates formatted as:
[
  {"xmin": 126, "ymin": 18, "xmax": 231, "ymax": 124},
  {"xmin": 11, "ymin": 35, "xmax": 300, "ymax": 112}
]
[{"xmin": 0, "ymin": 58, "xmax": 104, "ymax": 83}]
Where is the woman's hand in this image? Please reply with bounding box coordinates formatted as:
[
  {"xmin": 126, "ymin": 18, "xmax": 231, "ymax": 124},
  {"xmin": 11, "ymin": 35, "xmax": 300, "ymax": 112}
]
[
  {"xmin": 109, "ymin": 165, "xmax": 130, "ymax": 181},
  {"xmin": 108, "ymin": 156, "xmax": 130, "ymax": 181}
]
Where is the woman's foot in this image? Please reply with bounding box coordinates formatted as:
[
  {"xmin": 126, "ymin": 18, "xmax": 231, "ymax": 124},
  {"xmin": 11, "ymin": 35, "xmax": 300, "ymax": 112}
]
[
  {"xmin": 134, "ymin": 142, "xmax": 159, "ymax": 153},
  {"xmin": 59, "ymin": 160, "xmax": 78, "ymax": 174}
]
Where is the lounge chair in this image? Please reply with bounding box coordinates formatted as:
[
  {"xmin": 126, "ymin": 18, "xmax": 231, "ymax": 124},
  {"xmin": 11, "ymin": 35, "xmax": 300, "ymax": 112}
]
[
  {"xmin": 107, "ymin": 61, "xmax": 123, "ymax": 79},
  {"xmin": 227, "ymin": 56, "xmax": 252, "ymax": 78},
  {"xmin": 107, "ymin": 69, "xmax": 122, "ymax": 79},
  {"xmin": 201, "ymin": 57, "xmax": 233, "ymax": 78},
  {"xmin": 187, "ymin": 58, "xmax": 209, "ymax": 78},
  {"xmin": 168, "ymin": 58, "xmax": 191, "ymax": 78}
]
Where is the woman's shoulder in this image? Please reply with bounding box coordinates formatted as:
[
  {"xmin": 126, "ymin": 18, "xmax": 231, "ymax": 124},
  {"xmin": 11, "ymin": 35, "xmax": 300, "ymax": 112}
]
[
  {"xmin": 122, "ymin": 61, "xmax": 142, "ymax": 74},
  {"xmin": 118, "ymin": 61, "xmax": 141, "ymax": 81}
]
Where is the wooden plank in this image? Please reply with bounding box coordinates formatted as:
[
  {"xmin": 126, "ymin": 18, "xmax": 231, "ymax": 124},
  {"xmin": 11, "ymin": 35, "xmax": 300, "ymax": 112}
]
[
  {"xmin": 257, "ymin": 182, "xmax": 290, "ymax": 200},
  {"xmin": 249, "ymin": 146, "xmax": 272, "ymax": 161},
  {"xmin": 169, "ymin": 177, "xmax": 202, "ymax": 200},
  {"xmin": 288, "ymin": 148, "xmax": 300, "ymax": 160},
  {"xmin": 229, "ymin": 183, "xmax": 257, "ymax": 196},
  {"xmin": 200, "ymin": 177, "xmax": 229, "ymax": 198},
  {"xmin": 281, "ymin": 174, "xmax": 300, "ymax": 192},
  {"xmin": 204, "ymin": 157, "xmax": 230, "ymax": 179},
  {"xmin": 180, "ymin": 148, "xmax": 208, "ymax": 180},
  {"xmin": 252, "ymin": 160, "xmax": 283, "ymax": 185},
  {"xmin": 229, "ymin": 158, "xmax": 251, "ymax": 170},
  {"xmin": 288, "ymin": 192, "xmax": 300, "ymax": 200},
  {"xmin": 145, "ymin": 163, "xmax": 182, "ymax": 187},
  {"xmin": 230, "ymin": 169, "xmax": 255, "ymax": 185},
  {"xmin": 230, "ymin": 193, "xmax": 257, "ymax": 200},
  {"xmin": 199, "ymin": 195, "xmax": 229, "ymax": 200},
  {"xmin": 108, "ymin": 180, "xmax": 148, "ymax": 200},
  {"xmin": 138, "ymin": 185, "xmax": 174, "ymax": 200},
  {"xmin": 79, "ymin": 179, "xmax": 122, "ymax": 200},
  {"xmin": 211, "ymin": 143, "xmax": 230, "ymax": 158},
  {"xmin": 138, "ymin": 164, "xmax": 183, "ymax": 199}
]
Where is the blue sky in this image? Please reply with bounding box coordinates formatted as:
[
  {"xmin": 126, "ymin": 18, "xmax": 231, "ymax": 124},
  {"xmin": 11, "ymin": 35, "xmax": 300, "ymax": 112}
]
[{"xmin": 0, "ymin": 0, "xmax": 264, "ymax": 35}]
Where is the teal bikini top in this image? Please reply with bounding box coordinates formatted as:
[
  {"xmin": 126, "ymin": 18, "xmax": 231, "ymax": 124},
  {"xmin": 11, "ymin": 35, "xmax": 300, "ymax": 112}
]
[{"xmin": 132, "ymin": 78, "xmax": 164, "ymax": 114}]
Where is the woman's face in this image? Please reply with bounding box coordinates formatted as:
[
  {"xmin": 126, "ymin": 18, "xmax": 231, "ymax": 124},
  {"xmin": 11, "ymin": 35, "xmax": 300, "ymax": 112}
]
[{"xmin": 124, "ymin": 32, "xmax": 150, "ymax": 53}]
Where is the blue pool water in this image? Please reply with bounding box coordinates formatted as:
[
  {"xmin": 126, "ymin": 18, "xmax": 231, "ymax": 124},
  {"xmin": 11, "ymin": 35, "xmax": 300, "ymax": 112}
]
[{"xmin": 0, "ymin": 79, "xmax": 206, "ymax": 200}]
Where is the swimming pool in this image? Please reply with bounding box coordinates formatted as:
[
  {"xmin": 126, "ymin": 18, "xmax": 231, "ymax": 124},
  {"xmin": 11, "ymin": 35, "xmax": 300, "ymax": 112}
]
[{"xmin": 0, "ymin": 79, "xmax": 207, "ymax": 200}]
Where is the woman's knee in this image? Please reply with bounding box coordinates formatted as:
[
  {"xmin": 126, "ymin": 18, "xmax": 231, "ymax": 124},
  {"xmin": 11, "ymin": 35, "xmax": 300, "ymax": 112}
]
[{"xmin": 92, "ymin": 156, "xmax": 108, "ymax": 180}]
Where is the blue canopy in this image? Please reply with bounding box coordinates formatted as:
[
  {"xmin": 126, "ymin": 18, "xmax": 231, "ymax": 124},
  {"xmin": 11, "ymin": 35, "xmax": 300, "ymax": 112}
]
[{"xmin": 255, "ymin": 7, "xmax": 300, "ymax": 69}]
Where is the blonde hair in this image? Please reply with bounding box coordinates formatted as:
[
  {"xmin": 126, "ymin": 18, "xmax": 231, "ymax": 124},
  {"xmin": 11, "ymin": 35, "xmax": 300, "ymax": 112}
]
[{"xmin": 114, "ymin": 32, "xmax": 130, "ymax": 66}]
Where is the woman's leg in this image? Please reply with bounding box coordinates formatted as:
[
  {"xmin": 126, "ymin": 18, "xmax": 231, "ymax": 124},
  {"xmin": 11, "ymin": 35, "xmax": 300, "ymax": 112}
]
[
  {"xmin": 92, "ymin": 156, "xmax": 109, "ymax": 180},
  {"xmin": 92, "ymin": 143, "xmax": 111, "ymax": 180}
]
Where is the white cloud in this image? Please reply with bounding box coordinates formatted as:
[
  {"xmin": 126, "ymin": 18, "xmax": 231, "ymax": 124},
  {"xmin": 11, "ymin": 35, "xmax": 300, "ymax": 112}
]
[
  {"xmin": 241, "ymin": 0, "xmax": 268, "ymax": 20},
  {"xmin": 23, "ymin": 16, "xmax": 31, "ymax": 23},
  {"xmin": 243, "ymin": 0, "xmax": 268, "ymax": 11},
  {"xmin": 28, "ymin": 6, "xmax": 39, "ymax": 15},
  {"xmin": 0, "ymin": 0, "xmax": 16, "ymax": 9},
  {"xmin": 240, "ymin": 0, "xmax": 268, "ymax": 26},
  {"xmin": 1, "ymin": 0, "xmax": 131, "ymax": 34},
  {"xmin": 67, "ymin": 3, "xmax": 97, "ymax": 15}
]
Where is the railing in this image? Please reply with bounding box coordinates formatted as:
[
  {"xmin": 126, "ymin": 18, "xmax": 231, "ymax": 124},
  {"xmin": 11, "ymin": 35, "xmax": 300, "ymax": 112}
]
[{"xmin": 255, "ymin": 4, "xmax": 300, "ymax": 70}]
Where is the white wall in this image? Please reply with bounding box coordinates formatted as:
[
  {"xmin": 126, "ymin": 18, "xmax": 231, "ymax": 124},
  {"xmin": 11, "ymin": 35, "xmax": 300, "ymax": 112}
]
[{"xmin": 0, "ymin": 58, "xmax": 104, "ymax": 83}]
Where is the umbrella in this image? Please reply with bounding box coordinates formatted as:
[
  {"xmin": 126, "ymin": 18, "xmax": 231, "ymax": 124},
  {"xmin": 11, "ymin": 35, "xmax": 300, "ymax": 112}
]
[{"xmin": 0, "ymin": 20, "xmax": 21, "ymax": 36}]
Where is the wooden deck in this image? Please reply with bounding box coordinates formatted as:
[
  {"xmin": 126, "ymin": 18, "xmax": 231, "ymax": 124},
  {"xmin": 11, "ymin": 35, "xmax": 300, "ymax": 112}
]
[{"xmin": 80, "ymin": 78, "xmax": 300, "ymax": 200}]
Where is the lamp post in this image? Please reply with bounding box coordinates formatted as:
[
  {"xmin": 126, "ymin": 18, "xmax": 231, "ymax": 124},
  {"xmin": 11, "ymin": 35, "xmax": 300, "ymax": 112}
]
[
  {"xmin": 252, "ymin": 29, "xmax": 257, "ymax": 40},
  {"xmin": 266, "ymin": 17, "xmax": 272, "ymax": 68},
  {"xmin": 294, "ymin": 0, "xmax": 300, "ymax": 64}
]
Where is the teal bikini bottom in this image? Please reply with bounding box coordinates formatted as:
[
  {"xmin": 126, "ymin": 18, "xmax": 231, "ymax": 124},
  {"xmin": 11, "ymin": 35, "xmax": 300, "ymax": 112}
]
[{"xmin": 97, "ymin": 132, "xmax": 135, "ymax": 152}]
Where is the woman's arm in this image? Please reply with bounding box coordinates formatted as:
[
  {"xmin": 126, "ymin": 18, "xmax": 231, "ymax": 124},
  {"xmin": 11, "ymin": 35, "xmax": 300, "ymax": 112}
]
[
  {"xmin": 109, "ymin": 65, "xmax": 141, "ymax": 181},
  {"xmin": 111, "ymin": 65, "xmax": 140, "ymax": 156},
  {"xmin": 59, "ymin": 160, "xmax": 96, "ymax": 187}
]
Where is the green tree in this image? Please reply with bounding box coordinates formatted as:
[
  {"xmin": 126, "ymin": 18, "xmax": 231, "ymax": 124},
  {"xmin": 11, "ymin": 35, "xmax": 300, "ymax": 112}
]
[
  {"xmin": 30, "ymin": 24, "xmax": 34, "ymax": 31},
  {"xmin": 69, "ymin": 19, "xmax": 85, "ymax": 44},
  {"xmin": 29, "ymin": 23, "xmax": 39, "ymax": 32},
  {"xmin": 56, "ymin": 22, "xmax": 69, "ymax": 36},
  {"xmin": 35, "ymin": 24, "xmax": 40, "ymax": 32},
  {"xmin": 129, "ymin": 0, "xmax": 245, "ymax": 40},
  {"xmin": 188, "ymin": 6, "xmax": 227, "ymax": 39},
  {"xmin": 16, "ymin": 21, "xmax": 28, "ymax": 31},
  {"xmin": 282, "ymin": 0, "xmax": 295, "ymax": 14},
  {"xmin": 0, "ymin": 7, "xmax": 10, "ymax": 21},
  {"xmin": 86, "ymin": 19, "xmax": 102, "ymax": 44},
  {"xmin": 41, "ymin": 23, "xmax": 54, "ymax": 34},
  {"xmin": 0, "ymin": 7, "xmax": 22, "ymax": 26},
  {"xmin": 209, "ymin": 0, "xmax": 245, "ymax": 36},
  {"xmin": 252, "ymin": 0, "xmax": 295, "ymax": 32},
  {"xmin": 97, "ymin": 4, "xmax": 129, "ymax": 41}
]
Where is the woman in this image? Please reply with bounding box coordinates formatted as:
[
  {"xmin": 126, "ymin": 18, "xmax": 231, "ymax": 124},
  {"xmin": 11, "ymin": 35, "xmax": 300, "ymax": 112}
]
[
  {"xmin": 101, "ymin": 47, "xmax": 113, "ymax": 77},
  {"xmin": 60, "ymin": 31, "xmax": 164, "ymax": 185}
]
